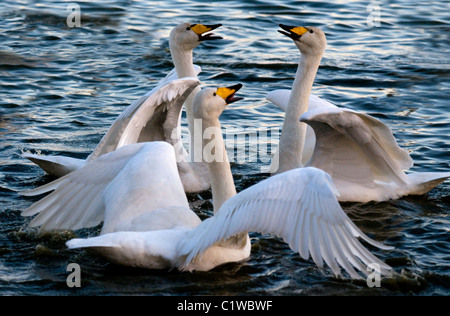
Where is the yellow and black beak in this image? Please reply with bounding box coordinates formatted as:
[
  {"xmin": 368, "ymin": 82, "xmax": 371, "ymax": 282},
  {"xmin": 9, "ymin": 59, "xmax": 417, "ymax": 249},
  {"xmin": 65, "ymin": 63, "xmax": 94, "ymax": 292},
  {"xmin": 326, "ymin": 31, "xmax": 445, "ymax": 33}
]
[
  {"xmin": 278, "ymin": 24, "xmax": 309, "ymax": 41},
  {"xmin": 216, "ymin": 84, "xmax": 243, "ymax": 105},
  {"xmin": 189, "ymin": 24, "xmax": 223, "ymax": 41}
]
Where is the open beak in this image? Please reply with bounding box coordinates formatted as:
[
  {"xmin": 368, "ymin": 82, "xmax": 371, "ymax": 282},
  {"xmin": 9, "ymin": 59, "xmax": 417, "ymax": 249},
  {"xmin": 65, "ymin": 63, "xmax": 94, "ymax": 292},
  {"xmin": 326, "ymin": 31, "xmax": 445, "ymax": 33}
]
[
  {"xmin": 278, "ymin": 24, "xmax": 308, "ymax": 41},
  {"xmin": 216, "ymin": 84, "xmax": 244, "ymax": 105},
  {"xmin": 190, "ymin": 24, "xmax": 223, "ymax": 41}
]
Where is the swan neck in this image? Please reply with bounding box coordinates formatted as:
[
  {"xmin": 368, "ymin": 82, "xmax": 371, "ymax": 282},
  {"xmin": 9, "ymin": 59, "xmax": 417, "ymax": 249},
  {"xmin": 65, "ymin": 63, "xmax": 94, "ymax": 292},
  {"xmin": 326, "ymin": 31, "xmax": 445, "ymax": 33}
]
[
  {"xmin": 170, "ymin": 42, "xmax": 199, "ymax": 157},
  {"xmin": 170, "ymin": 42, "xmax": 196, "ymax": 78},
  {"xmin": 277, "ymin": 53, "xmax": 322, "ymax": 174},
  {"xmin": 288, "ymin": 54, "xmax": 322, "ymax": 118},
  {"xmin": 201, "ymin": 118, "xmax": 236, "ymax": 213}
]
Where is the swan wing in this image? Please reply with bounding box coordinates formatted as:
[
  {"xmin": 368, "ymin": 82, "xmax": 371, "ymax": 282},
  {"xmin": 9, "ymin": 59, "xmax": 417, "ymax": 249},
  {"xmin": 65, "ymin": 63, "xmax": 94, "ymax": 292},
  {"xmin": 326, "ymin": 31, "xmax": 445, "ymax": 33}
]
[
  {"xmin": 177, "ymin": 167, "xmax": 392, "ymax": 279},
  {"xmin": 157, "ymin": 64, "xmax": 202, "ymax": 89},
  {"xmin": 266, "ymin": 90, "xmax": 338, "ymax": 165},
  {"xmin": 21, "ymin": 142, "xmax": 187, "ymax": 232},
  {"xmin": 302, "ymin": 107, "xmax": 413, "ymax": 191},
  {"xmin": 100, "ymin": 143, "xmax": 193, "ymax": 233},
  {"xmin": 266, "ymin": 89, "xmax": 291, "ymax": 112},
  {"xmin": 266, "ymin": 89, "xmax": 338, "ymax": 112},
  {"xmin": 21, "ymin": 143, "xmax": 148, "ymax": 231},
  {"xmin": 21, "ymin": 152, "xmax": 85, "ymax": 177},
  {"xmin": 88, "ymin": 77, "xmax": 200, "ymax": 161}
]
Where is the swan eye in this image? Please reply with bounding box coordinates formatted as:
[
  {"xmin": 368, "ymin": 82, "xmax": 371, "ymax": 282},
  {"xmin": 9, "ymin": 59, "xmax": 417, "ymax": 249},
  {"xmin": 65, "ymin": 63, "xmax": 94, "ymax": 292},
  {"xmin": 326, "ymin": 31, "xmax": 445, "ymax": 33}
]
[
  {"xmin": 213, "ymin": 92, "xmax": 217, "ymax": 97},
  {"xmin": 186, "ymin": 27, "xmax": 191, "ymax": 31},
  {"xmin": 309, "ymin": 30, "xmax": 313, "ymax": 33}
]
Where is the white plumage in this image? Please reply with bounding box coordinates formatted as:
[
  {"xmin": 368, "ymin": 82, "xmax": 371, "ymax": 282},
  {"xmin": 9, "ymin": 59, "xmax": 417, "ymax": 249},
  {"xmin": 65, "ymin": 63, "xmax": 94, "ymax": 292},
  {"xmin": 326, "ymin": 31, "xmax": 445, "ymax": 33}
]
[
  {"xmin": 177, "ymin": 166, "xmax": 392, "ymax": 278},
  {"xmin": 22, "ymin": 23, "xmax": 219, "ymax": 193},
  {"xmin": 21, "ymin": 77, "xmax": 200, "ymax": 233},
  {"xmin": 21, "ymin": 65, "xmax": 200, "ymax": 178},
  {"xmin": 268, "ymin": 25, "xmax": 450, "ymax": 202},
  {"xmin": 23, "ymin": 86, "xmax": 392, "ymax": 279}
]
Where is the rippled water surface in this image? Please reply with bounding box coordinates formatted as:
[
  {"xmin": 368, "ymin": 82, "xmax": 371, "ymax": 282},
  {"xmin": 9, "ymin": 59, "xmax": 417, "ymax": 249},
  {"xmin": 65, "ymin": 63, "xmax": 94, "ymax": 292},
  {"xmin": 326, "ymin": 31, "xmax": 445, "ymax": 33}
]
[{"xmin": 1, "ymin": 0, "xmax": 449, "ymax": 296}]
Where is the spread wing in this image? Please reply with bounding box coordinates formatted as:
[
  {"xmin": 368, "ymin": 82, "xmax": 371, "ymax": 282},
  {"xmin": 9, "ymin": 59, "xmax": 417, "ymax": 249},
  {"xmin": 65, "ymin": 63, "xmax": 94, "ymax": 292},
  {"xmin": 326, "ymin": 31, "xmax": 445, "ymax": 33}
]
[
  {"xmin": 301, "ymin": 106, "xmax": 413, "ymax": 197},
  {"xmin": 22, "ymin": 115, "xmax": 193, "ymax": 234},
  {"xmin": 266, "ymin": 89, "xmax": 337, "ymax": 165},
  {"xmin": 177, "ymin": 167, "xmax": 392, "ymax": 279},
  {"xmin": 21, "ymin": 143, "xmax": 149, "ymax": 231},
  {"xmin": 266, "ymin": 89, "xmax": 338, "ymax": 112},
  {"xmin": 267, "ymin": 89, "xmax": 414, "ymax": 200},
  {"xmin": 21, "ymin": 142, "xmax": 188, "ymax": 232},
  {"xmin": 87, "ymin": 77, "xmax": 200, "ymax": 161}
]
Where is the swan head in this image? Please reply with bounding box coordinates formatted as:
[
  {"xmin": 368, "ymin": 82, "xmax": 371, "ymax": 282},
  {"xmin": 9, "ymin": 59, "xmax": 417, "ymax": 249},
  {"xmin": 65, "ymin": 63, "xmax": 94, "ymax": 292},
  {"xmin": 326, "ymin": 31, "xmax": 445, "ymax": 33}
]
[
  {"xmin": 278, "ymin": 24, "xmax": 326, "ymax": 56},
  {"xmin": 193, "ymin": 84, "xmax": 243, "ymax": 121},
  {"xmin": 170, "ymin": 23, "xmax": 223, "ymax": 51}
]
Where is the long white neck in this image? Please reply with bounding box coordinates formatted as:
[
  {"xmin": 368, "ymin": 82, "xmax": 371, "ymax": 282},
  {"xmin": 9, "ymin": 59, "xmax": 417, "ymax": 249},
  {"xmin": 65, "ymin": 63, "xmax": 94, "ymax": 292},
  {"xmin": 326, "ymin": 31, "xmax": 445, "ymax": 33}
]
[
  {"xmin": 170, "ymin": 41, "xmax": 197, "ymax": 78},
  {"xmin": 201, "ymin": 117, "xmax": 236, "ymax": 213},
  {"xmin": 276, "ymin": 52, "xmax": 322, "ymax": 174},
  {"xmin": 170, "ymin": 42, "xmax": 200, "ymax": 158},
  {"xmin": 196, "ymin": 111, "xmax": 249, "ymax": 252}
]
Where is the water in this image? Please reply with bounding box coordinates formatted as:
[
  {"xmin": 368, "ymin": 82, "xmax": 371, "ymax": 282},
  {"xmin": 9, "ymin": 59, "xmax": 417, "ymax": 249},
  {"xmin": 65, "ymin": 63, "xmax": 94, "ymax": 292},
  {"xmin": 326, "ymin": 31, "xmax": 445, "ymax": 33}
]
[{"xmin": 0, "ymin": 0, "xmax": 449, "ymax": 296}]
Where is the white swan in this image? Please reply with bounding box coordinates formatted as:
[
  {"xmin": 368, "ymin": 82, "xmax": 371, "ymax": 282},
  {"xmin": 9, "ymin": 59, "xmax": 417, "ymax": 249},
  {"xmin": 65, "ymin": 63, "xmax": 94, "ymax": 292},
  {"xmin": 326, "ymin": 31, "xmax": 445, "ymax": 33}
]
[
  {"xmin": 268, "ymin": 25, "xmax": 450, "ymax": 202},
  {"xmin": 22, "ymin": 84, "xmax": 392, "ymax": 279},
  {"xmin": 22, "ymin": 23, "xmax": 222, "ymax": 193}
]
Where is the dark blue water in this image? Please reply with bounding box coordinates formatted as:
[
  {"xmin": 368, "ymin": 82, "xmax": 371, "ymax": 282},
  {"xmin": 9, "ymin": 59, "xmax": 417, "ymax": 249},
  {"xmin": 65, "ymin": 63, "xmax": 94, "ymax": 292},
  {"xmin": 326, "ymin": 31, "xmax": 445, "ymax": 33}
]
[{"xmin": 0, "ymin": 0, "xmax": 449, "ymax": 295}]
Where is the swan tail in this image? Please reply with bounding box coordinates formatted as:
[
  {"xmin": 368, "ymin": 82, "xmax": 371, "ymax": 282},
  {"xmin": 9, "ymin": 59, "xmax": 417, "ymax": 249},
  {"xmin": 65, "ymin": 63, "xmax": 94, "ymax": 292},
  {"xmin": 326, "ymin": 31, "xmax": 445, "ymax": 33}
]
[
  {"xmin": 22, "ymin": 152, "xmax": 85, "ymax": 178},
  {"xmin": 66, "ymin": 231, "xmax": 182, "ymax": 270},
  {"xmin": 406, "ymin": 171, "xmax": 450, "ymax": 196},
  {"xmin": 66, "ymin": 237, "xmax": 118, "ymax": 249}
]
